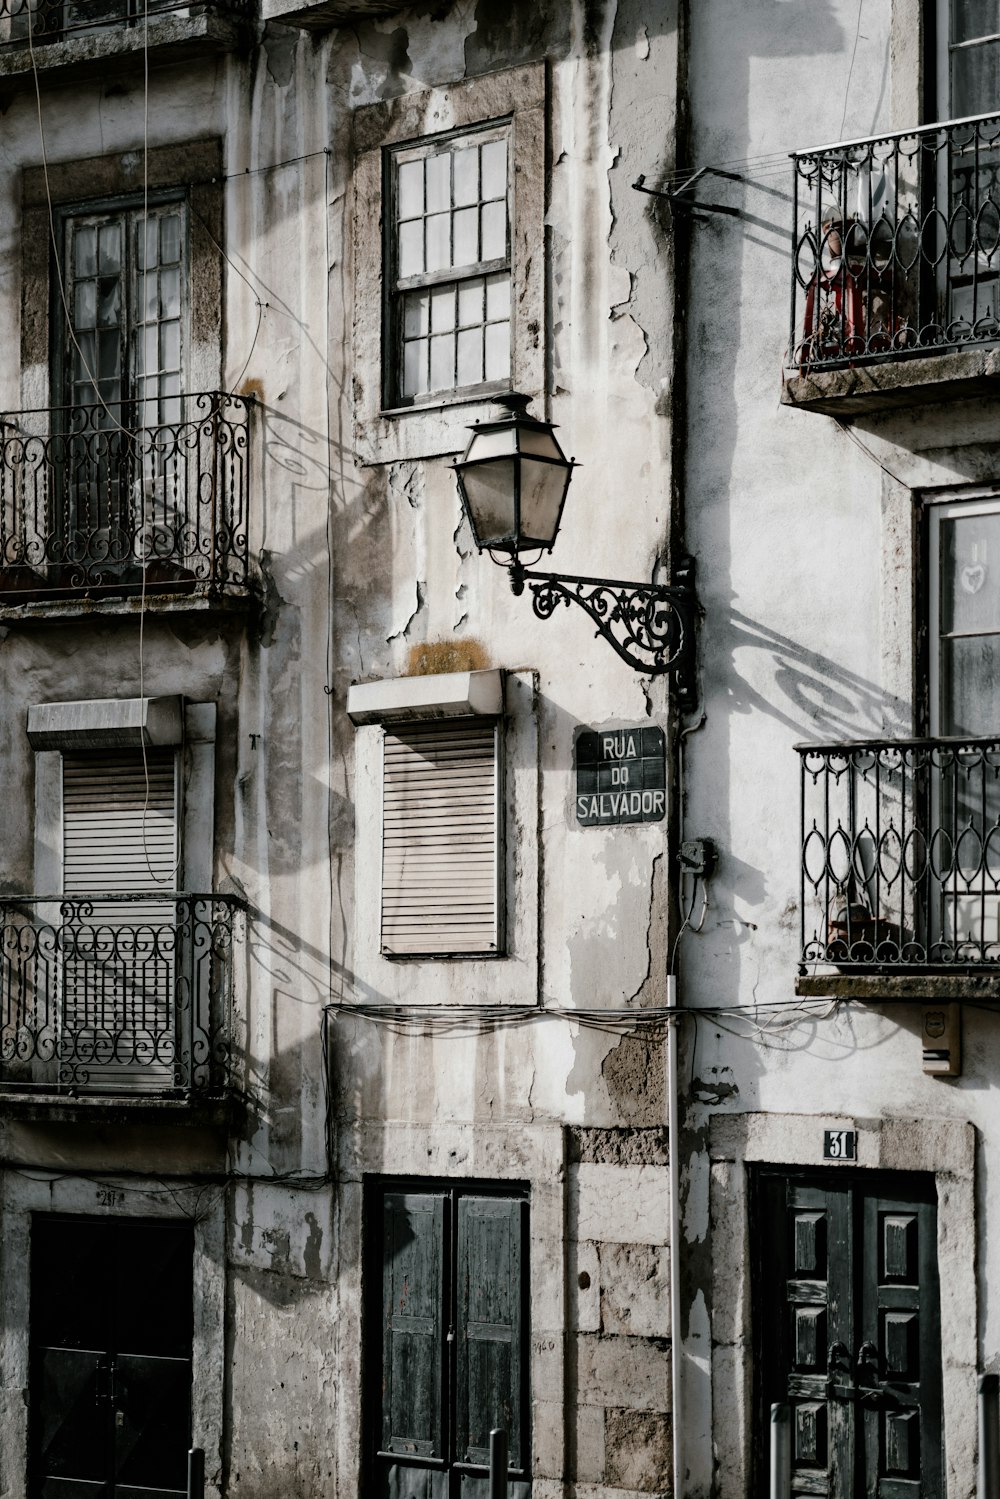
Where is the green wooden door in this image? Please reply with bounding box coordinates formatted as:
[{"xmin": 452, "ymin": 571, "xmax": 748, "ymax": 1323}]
[
  {"xmin": 370, "ymin": 1186, "xmax": 529, "ymax": 1499},
  {"xmin": 753, "ymin": 1171, "xmax": 942, "ymax": 1499}
]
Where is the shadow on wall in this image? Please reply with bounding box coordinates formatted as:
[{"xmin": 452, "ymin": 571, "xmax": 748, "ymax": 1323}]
[{"xmin": 726, "ymin": 607, "xmax": 907, "ymax": 743}]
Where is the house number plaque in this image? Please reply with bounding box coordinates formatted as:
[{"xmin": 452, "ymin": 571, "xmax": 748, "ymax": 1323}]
[
  {"xmin": 823, "ymin": 1129, "xmax": 857, "ymax": 1160},
  {"xmin": 575, "ymin": 726, "xmax": 666, "ymax": 827}
]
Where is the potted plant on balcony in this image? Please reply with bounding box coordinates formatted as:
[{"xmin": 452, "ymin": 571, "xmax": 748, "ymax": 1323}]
[{"xmin": 826, "ymin": 878, "xmax": 901, "ymax": 968}]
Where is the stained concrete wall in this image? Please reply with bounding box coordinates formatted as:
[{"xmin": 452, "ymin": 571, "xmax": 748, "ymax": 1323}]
[{"xmin": 0, "ymin": 2, "xmax": 689, "ymax": 1496}]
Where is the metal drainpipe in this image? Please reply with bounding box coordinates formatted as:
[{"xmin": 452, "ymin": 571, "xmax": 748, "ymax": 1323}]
[{"xmin": 666, "ymin": 971, "xmax": 683, "ymax": 1499}]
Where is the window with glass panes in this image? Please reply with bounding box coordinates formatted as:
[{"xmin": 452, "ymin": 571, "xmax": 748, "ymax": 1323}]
[
  {"xmin": 389, "ymin": 125, "xmax": 511, "ymax": 406},
  {"xmin": 937, "ymin": 0, "xmax": 1000, "ymax": 118},
  {"xmin": 63, "ymin": 198, "xmax": 186, "ymax": 429}
]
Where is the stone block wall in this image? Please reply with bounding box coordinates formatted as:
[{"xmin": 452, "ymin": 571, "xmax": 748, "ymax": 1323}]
[{"xmin": 564, "ymin": 1129, "xmax": 672, "ymax": 1497}]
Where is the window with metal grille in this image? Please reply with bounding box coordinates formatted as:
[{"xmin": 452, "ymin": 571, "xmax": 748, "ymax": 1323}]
[
  {"xmin": 381, "ymin": 719, "xmax": 502, "ymax": 957},
  {"xmin": 387, "ymin": 124, "xmax": 512, "ymax": 408},
  {"xmin": 366, "ymin": 1182, "xmax": 530, "ymax": 1499}
]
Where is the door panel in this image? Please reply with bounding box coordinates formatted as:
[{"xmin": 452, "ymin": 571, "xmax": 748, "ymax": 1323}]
[
  {"xmin": 30, "ymin": 1217, "xmax": 193, "ymax": 1499},
  {"xmin": 754, "ymin": 1172, "xmax": 942, "ymax": 1499}
]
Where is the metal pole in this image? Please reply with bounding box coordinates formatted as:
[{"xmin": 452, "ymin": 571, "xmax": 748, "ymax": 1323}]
[
  {"xmin": 770, "ymin": 1404, "xmax": 790, "ymax": 1499},
  {"xmin": 980, "ymin": 1374, "xmax": 1000, "ymax": 1499},
  {"xmin": 187, "ymin": 1447, "xmax": 205, "ymax": 1499},
  {"xmin": 489, "ymin": 1428, "xmax": 507, "ymax": 1499}
]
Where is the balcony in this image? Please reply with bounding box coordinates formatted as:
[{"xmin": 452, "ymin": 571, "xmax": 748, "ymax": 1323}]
[
  {"xmin": 0, "ymin": 392, "xmax": 252, "ymax": 618},
  {"xmin": 0, "ymin": 0, "xmax": 250, "ymax": 79},
  {"xmin": 798, "ymin": 737, "xmax": 1000, "ymax": 997},
  {"xmin": 0, "ymin": 893, "xmax": 245, "ymax": 1104},
  {"xmin": 783, "ymin": 113, "xmax": 1000, "ymax": 415}
]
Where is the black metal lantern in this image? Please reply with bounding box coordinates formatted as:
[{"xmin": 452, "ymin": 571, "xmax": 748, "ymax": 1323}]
[
  {"xmin": 451, "ymin": 392, "xmax": 698, "ymax": 691},
  {"xmin": 452, "ymin": 392, "xmax": 576, "ymax": 561}
]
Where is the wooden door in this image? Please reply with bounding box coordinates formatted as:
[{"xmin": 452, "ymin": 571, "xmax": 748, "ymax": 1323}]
[
  {"xmin": 30, "ymin": 1216, "xmax": 194, "ymax": 1497},
  {"xmin": 753, "ymin": 1171, "xmax": 942, "ymax": 1499}
]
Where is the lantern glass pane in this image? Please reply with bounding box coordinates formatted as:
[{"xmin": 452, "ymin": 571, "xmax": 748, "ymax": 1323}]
[
  {"xmin": 518, "ymin": 455, "xmax": 570, "ymax": 548},
  {"xmin": 459, "ymin": 458, "xmax": 517, "ymax": 548},
  {"xmin": 517, "ymin": 426, "xmax": 563, "ymax": 459},
  {"xmin": 464, "ymin": 427, "xmax": 518, "ymax": 461}
]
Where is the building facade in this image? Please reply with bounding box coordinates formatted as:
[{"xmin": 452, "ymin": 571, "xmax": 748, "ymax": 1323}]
[{"xmin": 0, "ymin": 1, "xmax": 995, "ymax": 1497}]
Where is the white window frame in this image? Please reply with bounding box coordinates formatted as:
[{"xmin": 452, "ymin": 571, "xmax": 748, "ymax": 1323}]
[
  {"xmin": 387, "ymin": 121, "xmax": 513, "ymax": 410},
  {"xmin": 352, "ymin": 62, "xmax": 545, "ymax": 466}
]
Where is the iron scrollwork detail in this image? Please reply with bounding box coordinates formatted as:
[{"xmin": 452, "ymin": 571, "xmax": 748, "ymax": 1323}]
[{"xmin": 508, "ymin": 554, "xmax": 698, "ymax": 697}]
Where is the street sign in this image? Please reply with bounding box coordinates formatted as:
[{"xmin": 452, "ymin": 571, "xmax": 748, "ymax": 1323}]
[{"xmin": 575, "ymin": 726, "xmax": 666, "ymax": 827}]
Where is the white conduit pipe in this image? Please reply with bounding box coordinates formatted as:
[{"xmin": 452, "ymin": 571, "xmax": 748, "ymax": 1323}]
[{"xmin": 666, "ymin": 972, "xmax": 683, "ymax": 1499}]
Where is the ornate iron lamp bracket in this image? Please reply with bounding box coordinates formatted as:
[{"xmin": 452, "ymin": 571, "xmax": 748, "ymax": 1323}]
[{"xmin": 507, "ymin": 554, "xmax": 699, "ymax": 701}]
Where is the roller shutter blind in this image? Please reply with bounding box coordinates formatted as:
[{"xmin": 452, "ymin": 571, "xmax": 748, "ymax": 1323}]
[
  {"xmin": 381, "ymin": 720, "xmax": 500, "ymax": 956},
  {"xmin": 61, "ymin": 748, "xmax": 178, "ymax": 1089},
  {"xmin": 63, "ymin": 749, "xmax": 177, "ymax": 898}
]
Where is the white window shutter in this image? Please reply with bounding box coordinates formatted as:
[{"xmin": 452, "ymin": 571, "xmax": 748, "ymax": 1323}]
[
  {"xmin": 381, "ymin": 720, "xmax": 500, "ymax": 956},
  {"xmin": 63, "ymin": 749, "xmax": 177, "ymax": 896},
  {"xmin": 61, "ymin": 748, "xmax": 179, "ymax": 1091}
]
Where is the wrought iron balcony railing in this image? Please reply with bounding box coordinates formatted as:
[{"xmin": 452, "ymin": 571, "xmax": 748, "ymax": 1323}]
[
  {"xmin": 799, "ymin": 737, "xmax": 1000, "ymax": 972},
  {"xmin": 0, "ymin": 392, "xmax": 250, "ymax": 603},
  {"xmin": 0, "ymin": 0, "xmax": 251, "ymax": 49},
  {"xmin": 0, "ymin": 893, "xmax": 244, "ymax": 1098},
  {"xmin": 790, "ymin": 113, "xmax": 1000, "ymax": 370}
]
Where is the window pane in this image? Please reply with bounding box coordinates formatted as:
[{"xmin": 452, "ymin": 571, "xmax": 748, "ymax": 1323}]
[
  {"xmin": 453, "ymin": 207, "xmax": 479, "ymax": 268},
  {"xmin": 74, "ymin": 225, "xmax": 97, "ymax": 278},
  {"xmin": 481, "ymin": 139, "xmax": 507, "ymax": 200},
  {"xmin": 402, "ymin": 338, "xmax": 428, "ymax": 399},
  {"xmin": 953, "ymin": 39, "xmax": 1000, "ymax": 116},
  {"xmin": 954, "ymin": 0, "xmax": 1000, "ymax": 44},
  {"xmin": 430, "ymin": 285, "xmax": 456, "ymax": 332},
  {"xmin": 160, "ymin": 213, "xmax": 181, "ymax": 265},
  {"xmin": 397, "ymin": 159, "xmax": 424, "ymax": 220},
  {"xmin": 430, "ymin": 332, "xmax": 454, "ymax": 390},
  {"xmin": 484, "ymin": 319, "xmax": 510, "ymax": 381},
  {"xmin": 161, "ymin": 321, "xmax": 181, "ymax": 375},
  {"xmin": 138, "ymin": 216, "xmax": 158, "ymax": 273},
  {"xmin": 426, "ymin": 213, "xmax": 450, "ymax": 272},
  {"xmin": 426, "ymin": 151, "xmax": 451, "ymax": 214},
  {"xmin": 481, "ymin": 201, "xmax": 506, "ymax": 262},
  {"xmin": 98, "ymin": 329, "xmax": 120, "ymax": 382},
  {"xmin": 74, "ymin": 281, "xmax": 96, "ymax": 331},
  {"xmin": 98, "ymin": 278, "xmax": 120, "ymax": 329},
  {"xmin": 458, "ymin": 278, "xmax": 484, "ymax": 327},
  {"xmin": 403, "ymin": 289, "xmax": 430, "ymax": 338},
  {"xmin": 485, "ymin": 272, "xmax": 510, "ymax": 322},
  {"xmin": 142, "ymin": 324, "xmax": 158, "ymax": 376},
  {"xmin": 159, "ymin": 267, "xmax": 181, "ymax": 320},
  {"xmin": 941, "ymin": 634, "xmax": 1000, "ymax": 736},
  {"xmin": 941, "ymin": 510, "xmax": 1000, "ymax": 633},
  {"xmin": 453, "ymin": 147, "xmax": 479, "ymax": 206},
  {"xmin": 457, "ymin": 327, "xmax": 483, "ymax": 385},
  {"xmin": 98, "ymin": 223, "xmax": 121, "ymax": 275},
  {"xmin": 399, "ymin": 219, "xmax": 424, "ymax": 278},
  {"xmin": 142, "ymin": 271, "xmax": 158, "ymax": 323}
]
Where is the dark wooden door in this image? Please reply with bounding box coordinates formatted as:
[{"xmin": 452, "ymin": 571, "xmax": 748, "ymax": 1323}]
[
  {"xmin": 753, "ymin": 1171, "xmax": 942, "ymax": 1499},
  {"xmin": 30, "ymin": 1216, "xmax": 193, "ymax": 1498},
  {"xmin": 370, "ymin": 1185, "xmax": 529, "ymax": 1499}
]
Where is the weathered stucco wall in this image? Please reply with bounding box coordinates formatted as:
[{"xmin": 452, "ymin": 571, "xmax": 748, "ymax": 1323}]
[{"xmin": 0, "ymin": 2, "xmax": 688, "ymax": 1495}]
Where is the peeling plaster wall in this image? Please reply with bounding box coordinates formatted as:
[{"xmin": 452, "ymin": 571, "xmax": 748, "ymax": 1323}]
[{"xmin": 0, "ymin": 1, "xmax": 688, "ymax": 1496}]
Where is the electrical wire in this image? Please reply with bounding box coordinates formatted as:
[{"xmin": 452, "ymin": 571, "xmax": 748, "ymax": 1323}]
[{"xmin": 840, "ymin": 0, "xmax": 866, "ymax": 141}]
